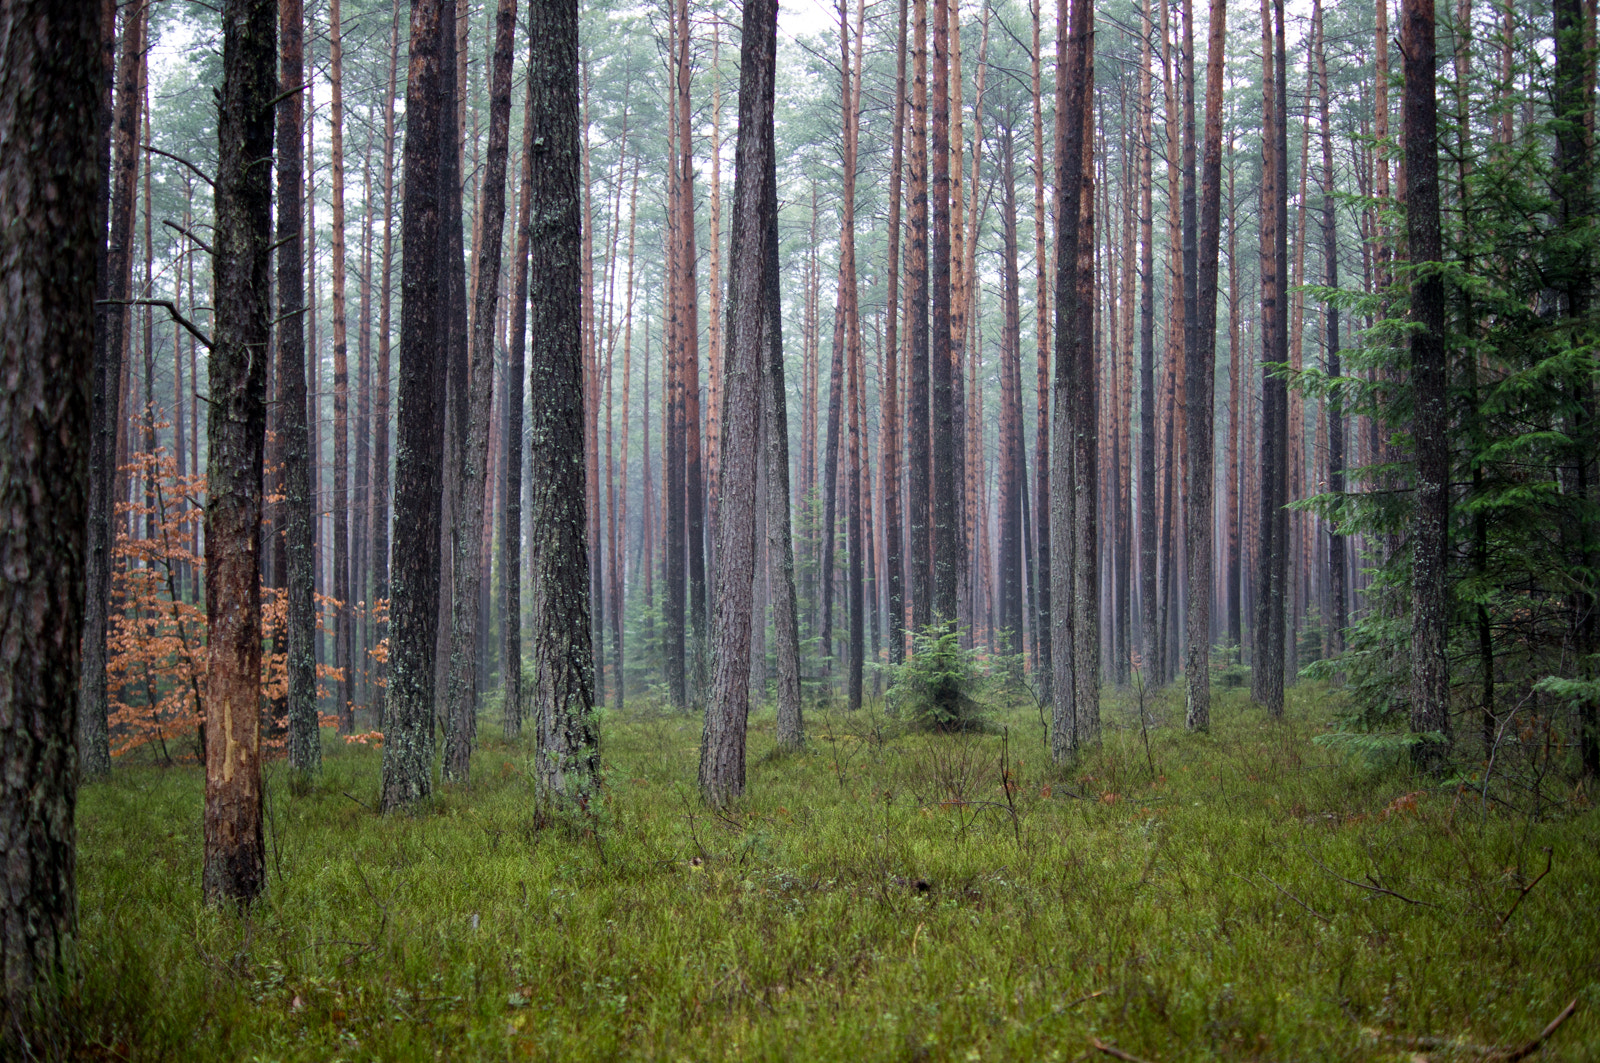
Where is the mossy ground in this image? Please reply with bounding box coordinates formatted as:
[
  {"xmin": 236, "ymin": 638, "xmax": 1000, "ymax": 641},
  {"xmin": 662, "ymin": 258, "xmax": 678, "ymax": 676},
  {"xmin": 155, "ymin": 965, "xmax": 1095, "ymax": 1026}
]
[{"xmin": 71, "ymin": 683, "xmax": 1599, "ymax": 1061}]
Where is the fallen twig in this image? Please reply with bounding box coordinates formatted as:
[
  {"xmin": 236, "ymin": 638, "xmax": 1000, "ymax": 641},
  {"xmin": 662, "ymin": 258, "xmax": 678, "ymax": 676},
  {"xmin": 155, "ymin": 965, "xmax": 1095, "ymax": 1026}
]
[
  {"xmin": 1496, "ymin": 847, "xmax": 1552, "ymax": 932},
  {"xmin": 1501, "ymin": 997, "xmax": 1578, "ymax": 1062},
  {"xmin": 1369, "ymin": 998, "xmax": 1577, "ymax": 1061},
  {"xmin": 1309, "ymin": 853, "xmax": 1441, "ymax": 909},
  {"xmin": 1063, "ymin": 988, "xmax": 1107, "ymax": 1009},
  {"xmin": 1258, "ymin": 872, "xmax": 1333, "ymax": 924},
  {"xmin": 1089, "ymin": 1037, "xmax": 1155, "ymax": 1063}
]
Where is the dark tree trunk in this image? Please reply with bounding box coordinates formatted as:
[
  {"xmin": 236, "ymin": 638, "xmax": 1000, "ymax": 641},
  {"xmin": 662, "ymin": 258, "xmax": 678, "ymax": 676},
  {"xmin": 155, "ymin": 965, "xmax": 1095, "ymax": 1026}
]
[
  {"xmin": 1032, "ymin": 0, "xmax": 1052, "ymax": 699},
  {"xmin": 444, "ymin": 0, "xmax": 517, "ymax": 783},
  {"xmin": 1184, "ymin": 0, "xmax": 1224, "ymax": 729},
  {"xmin": 908, "ymin": 0, "xmax": 931, "ymax": 634},
  {"xmin": 0, "ymin": 0, "xmax": 97, "ymax": 1030},
  {"xmin": 370, "ymin": 2, "xmax": 401, "ymax": 732},
  {"xmin": 836, "ymin": 0, "xmax": 865, "ymax": 709},
  {"xmin": 503, "ymin": 26, "xmax": 536, "ymax": 741},
  {"xmin": 1137, "ymin": 0, "xmax": 1157, "ymax": 684},
  {"xmin": 82, "ymin": 0, "xmax": 145, "ymax": 780},
  {"xmin": 1252, "ymin": 0, "xmax": 1288, "ymax": 719},
  {"xmin": 1315, "ymin": 0, "xmax": 1346, "ymax": 655},
  {"xmin": 930, "ymin": 0, "xmax": 958, "ymax": 624},
  {"xmin": 204, "ymin": 0, "xmax": 274, "ymax": 906},
  {"xmin": 999, "ymin": 125, "xmax": 1025, "ymax": 655},
  {"xmin": 528, "ymin": 0, "xmax": 599, "ymax": 801},
  {"xmin": 883, "ymin": 0, "xmax": 907, "ymax": 668},
  {"xmin": 1050, "ymin": 0, "xmax": 1093, "ymax": 761},
  {"xmin": 701, "ymin": 0, "xmax": 777, "ymax": 802},
  {"xmin": 279, "ymin": 0, "xmax": 318, "ymax": 778},
  {"xmin": 382, "ymin": 0, "xmax": 454, "ymax": 811},
  {"xmin": 1404, "ymin": 0, "xmax": 1450, "ymax": 767},
  {"xmin": 1552, "ymin": 0, "xmax": 1598, "ymax": 777},
  {"xmin": 763, "ymin": 162, "xmax": 804, "ymax": 751},
  {"xmin": 328, "ymin": 0, "xmax": 353, "ymax": 736}
]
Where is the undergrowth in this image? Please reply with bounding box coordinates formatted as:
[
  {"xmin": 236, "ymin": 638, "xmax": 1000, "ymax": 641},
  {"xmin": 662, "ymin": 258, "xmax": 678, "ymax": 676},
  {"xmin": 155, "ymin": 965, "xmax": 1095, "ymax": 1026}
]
[{"xmin": 70, "ymin": 682, "xmax": 1600, "ymax": 1061}]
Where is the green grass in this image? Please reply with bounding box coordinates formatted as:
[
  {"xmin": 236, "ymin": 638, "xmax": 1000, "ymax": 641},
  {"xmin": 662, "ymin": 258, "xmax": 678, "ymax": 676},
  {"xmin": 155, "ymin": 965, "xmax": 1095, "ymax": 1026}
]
[{"xmin": 71, "ymin": 683, "xmax": 1600, "ymax": 1061}]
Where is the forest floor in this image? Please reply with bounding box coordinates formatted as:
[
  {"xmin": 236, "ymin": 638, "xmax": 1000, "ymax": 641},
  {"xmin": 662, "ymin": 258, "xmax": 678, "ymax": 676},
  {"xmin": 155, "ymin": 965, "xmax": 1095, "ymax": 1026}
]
[{"xmin": 72, "ymin": 680, "xmax": 1600, "ymax": 1061}]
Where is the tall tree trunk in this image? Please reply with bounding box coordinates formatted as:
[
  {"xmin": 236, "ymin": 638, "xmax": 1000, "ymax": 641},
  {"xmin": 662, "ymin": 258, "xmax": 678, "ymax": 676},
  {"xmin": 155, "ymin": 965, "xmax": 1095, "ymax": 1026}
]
[
  {"xmin": 82, "ymin": 0, "xmax": 146, "ymax": 780},
  {"xmin": 1000, "ymin": 125, "xmax": 1025, "ymax": 656},
  {"xmin": 835, "ymin": 0, "xmax": 865, "ymax": 708},
  {"xmin": 1405, "ymin": 0, "xmax": 1449, "ymax": 767},
  {"xmin": 702, "ymin": 0, "xmax": 777, "ymax": 802},
  {"xmin": 1136, "ymin": 0, "xmax": 1158, "ymax": 682},
  {"xmin": 663, "ymin": 2, "xmax": 687, "ymax": 709},
  {"xmin": 883, "ymin": 0, "xmax": 908, "ymax": 667},
  {"xmin": 279, "ymin": 0, "xmax": 318, "ymax": 775},
  {"xmin": 908, "ymin": 0, "xmax": 931, "ymax": 634},
  {"xmin": 0, "ymin": 0, "xmax": 97, "ymax": 1025},
  {"xmin": 1032, "ymin": 0, "xmax": 1053, "ymax": 697},
  {"xmin": 1554, "ymin": 0, "xmax": 1599, "ymax": 777},
  {"xmin": 371, "ymin": 2, "xmax": 401, "ymax": 731},
  {"xmin": 528, "ymin": 0, "xmax": 599, "ymax": 801},
  {"xmin": 1184, "ymin": 0, "xmax": 1224, "ymax": 729},
  {"xmin": 328, "ymin": 0, "xmax": 354, "ymax": 735},
  {"xmin": 204, "ymin": 0, "xmax": 274, "ymax": 905},
  {"xmin": 444, "ymin": 0, "xmax": 517, "ymax": 783},
  {"xmin": 382, "ymin": 0, "xmax": 455, "ymax": 811},
  {"xmin": 1225, "ymin": 136, "xmax": 1242, "ymax": 656},
  {"xmin": 1315, "ymin": 0, "xmax": 1346, "ymax": 655},
  {"xmin": 1051, "ymin": 0, "xmax": 1093, "ymax": 761},
  {"xmin": 930, "ymin": 0, "xmax": 958, "ymax": 624},
  {"xmin": 678, "ymin": 0, "xmax": 708, "ymax": 704}
]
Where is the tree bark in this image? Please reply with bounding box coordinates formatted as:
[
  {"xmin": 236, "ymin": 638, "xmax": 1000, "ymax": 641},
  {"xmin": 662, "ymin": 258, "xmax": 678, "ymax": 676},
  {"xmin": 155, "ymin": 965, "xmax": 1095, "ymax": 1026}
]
[
  {"xmin": 1315, "ymin": 0, "xmax": 1346, "ymax": 656},
  {"xmin": 82, "ymin": 0, "xmax": 145, "ymax": 780},
  {"xmin": 908, "ymin": 0, "xmax": 931, "ymax": 634},
  {"xmin": 528, "ymin": 0, "xmax": 599, "ymax": 802},
  {"xmin": 278, "ymin": 0, "xmax": 318, "ymax": 776},
  {"xmin": 931, "ymin": 0, "xmax": 958, "ymax": 625},
  {"xmin": 444, "ymin": 0, "xmax": 517, "ymax": 783},
  {"xmin": 702, "ymin": 0, "xmax": 776, "ymax": 803},
  {"xmin": 382, "ymin": 0, "xmax": 454, "ymax": 811},
  {"xmin": 370, "ymin": 2, "xmax": 401, "ymax": 732},
  {"xmin": 883, "ymin": 0, "xmax": 908, "ymax": 667},
  {"xmin": 1050, "ymin": 0, "xmax": 1093, "ymax": 761},
  {"xmin": 503, "ymin": 29, "xmax": 537, "ymax": 740},
  {"xmin": 1404, "ymin": 0, "xmax": 1450, "ymax": 767},
  {"xmin": 1184, "ymin": 0, "xmax": 1224, "ymax": 729},
  {"xmin": 0, "ymin": 0, "xmax": 97, "ymax": 1028},
  {"xmin": 203, "ymin": 0, "xmax": 274, "ymax": 906}
]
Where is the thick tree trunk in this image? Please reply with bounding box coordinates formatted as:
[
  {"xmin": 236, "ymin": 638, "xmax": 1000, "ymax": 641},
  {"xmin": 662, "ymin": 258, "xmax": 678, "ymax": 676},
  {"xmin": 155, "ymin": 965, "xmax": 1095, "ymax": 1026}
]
[
  {"xmin": 1184, "ymin": 0, "xmax": 1224, "ymax": 730},
  {"xmin": 931, "ymin": 0, "xmax": 958, "ymax": 624},
  {"xmin": 503, "ymin": 34, "xmax": 536, "ymax": 739},
  {"xmin": 382, "ymin": 0, "xmax": 454, "ymax": 811},
  {"xmin": 1032, "ymin": 0, "xmax": 1053, "ymax": 698},
  {"xmin": 1404, "ymin": 0, "xmax": 1450, "ymax": 767},
  {"xmin": 1050, "ymin": 0, "xmax": 1092, "ymax": 762},
  {"xmin": 204, "ymin": 0, "xmax": 274, "ymax": 906},
  {"xmin": 1136, "ymin": 0, "xmax": 1157, "ymax": 684},
  {"xmin": 528, "ymin": 0, "xmax": 599, "ymax": 802},
  {"xmin": 883, "ymin": 0, "xmax": 908, "ymax": 667},
  {"xmin": 328, "ymin": 0, "xmax": 353, "ymax": 736},
  {"xmin": 0, "ymin": 0, "xmax": 97, "ymax": 1028},
  {"xmin": 701, "ymin": 0, "xmax": 776, "ymax": 803},
  {"xmin": 370, "ymin": 3, "xmax": 401, "ymax": 732},
  {"xmin": 1315, "ymin": 0, "xmax": 1346, "ymax": 656},
  {"xmin": 82, "ymin": 0, "xmax": 145, "ymax": 780},
  {"xmin": 443, "ymin": 0, "xmax": 517, "ymax": 783},
  {"xmin": 764, "ymin": 166, "xmax": 804, "ymax": 751},
  {"xmin": 278, "ymin": 0, "xmax": 318, "ymax": 776},
  {"xmin": 908, "ymin": 0, "xmax": 931, "ymax": 634}
]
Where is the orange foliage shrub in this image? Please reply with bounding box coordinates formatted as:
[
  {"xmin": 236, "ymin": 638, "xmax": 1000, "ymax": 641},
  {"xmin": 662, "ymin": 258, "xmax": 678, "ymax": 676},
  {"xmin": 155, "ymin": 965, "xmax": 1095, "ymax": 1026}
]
[{"xmin": 106, "ymin": 448, "xmax": 346, "ymax": 761}]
